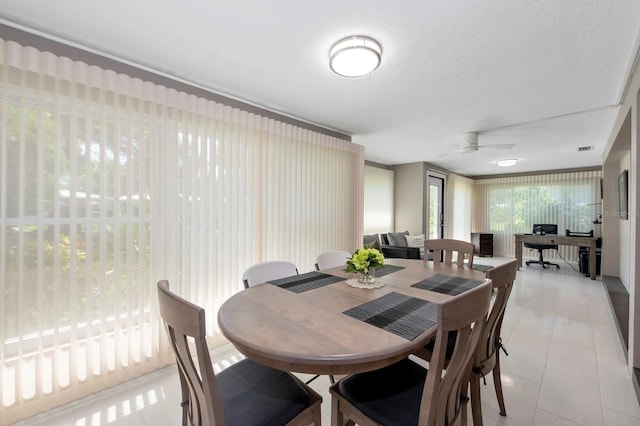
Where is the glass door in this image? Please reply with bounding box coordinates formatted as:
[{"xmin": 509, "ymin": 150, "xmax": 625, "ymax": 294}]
[{"xmin": 428, "ymin": 175, "xmax": 445, "ymax": 239}]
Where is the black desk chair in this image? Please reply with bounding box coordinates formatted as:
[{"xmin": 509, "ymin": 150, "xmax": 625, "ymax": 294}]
[{"xmin": 524, "ymin": 224, "xmax": 560, "ymax": 269}]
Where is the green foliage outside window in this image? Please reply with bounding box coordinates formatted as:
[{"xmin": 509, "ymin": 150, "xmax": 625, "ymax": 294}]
[
  {"xmin": 1, "ymin": 101, "xmax": 151, "ymax": 340},
  {"xmin": 488, "ymin": 183, "xmax": 595, "ymax": 234}
]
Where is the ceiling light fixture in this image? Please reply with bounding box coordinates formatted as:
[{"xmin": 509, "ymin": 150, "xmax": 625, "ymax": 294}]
[
  {"xmin": 329, "ymin": 35, "xmax": 382, "ymax": 77},
  {"xmin": 496, "ymin": 158, "xmax": 518, "ymax": 167}
]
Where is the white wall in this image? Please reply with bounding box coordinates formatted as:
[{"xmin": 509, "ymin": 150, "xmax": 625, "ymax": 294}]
[
  {"xmin": 393, "ymin": 162, "xmax": 473, "ymax": 242},
  {"xmin": 393, "ymin": 162, "xmax": 426, "ymax": 234}
]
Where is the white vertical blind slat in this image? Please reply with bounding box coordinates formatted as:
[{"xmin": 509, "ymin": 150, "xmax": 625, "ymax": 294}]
[
  {"xmin": 0, "ymin": 42, "xmax": 7, "ymax": 406},
  {"xmin": 35, "ymin": 64, "xmax": 46, "ymax": 403}
]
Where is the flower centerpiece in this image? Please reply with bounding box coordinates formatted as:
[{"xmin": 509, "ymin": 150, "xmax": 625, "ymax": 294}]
[{"xmin": 346, "ymin": 247, "xmax": 385, "ymax": 284}]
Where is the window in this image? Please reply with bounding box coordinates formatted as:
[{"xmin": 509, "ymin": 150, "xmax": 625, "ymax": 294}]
[
  {"xmin": 364, "ymin": 165, "xmax": 394, "ymax": 235},
  {"xmin": 473, "ymin": 171, "xmax": 601, "ymax": 257},
  {"xmin": 1, "ymin": 39, "xmax": 364, "ymax": 423}
]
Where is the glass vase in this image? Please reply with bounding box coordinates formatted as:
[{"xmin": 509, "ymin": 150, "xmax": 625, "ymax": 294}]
[{"xmin": 357, "ymin": 269, "xmax": 376, "ymax": 284}]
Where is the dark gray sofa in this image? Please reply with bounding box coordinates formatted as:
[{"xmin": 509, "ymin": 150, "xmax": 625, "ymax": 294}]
[{"xmin": 363, "ymin": 232, "xmax": 421, "ymax": 259}]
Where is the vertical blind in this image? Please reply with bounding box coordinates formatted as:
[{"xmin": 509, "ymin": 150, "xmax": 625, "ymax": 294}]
[
  {"xmin": 444, "ymin": 173, "xmax": 473, "ymax": 241},
  {"xmin": 363, "ymin": 165, "xmax": 394, "ymax": 235},
  {"xmin": 0, "ymin": 39, "xmax": 364, "ymax": 423},
  {"xmin": 472, "ymin": 170, "xmax": 601, "ymax": 258}
]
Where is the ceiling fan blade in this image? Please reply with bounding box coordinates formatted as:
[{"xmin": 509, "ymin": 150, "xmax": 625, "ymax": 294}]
[
  {"xmin": 458, "ymin": 132, "xmax": 514, "ymax": 153},
  {"xmin": 460, "ymin": 145, "xmax": 478, "ymax": 153},
  {"xmin": 458, "ymin": 143, "xmax": 514, "ymax": 154},
  {"xmin": 480, "ymin": 143, "xmax": 515, "ymax": 149}
]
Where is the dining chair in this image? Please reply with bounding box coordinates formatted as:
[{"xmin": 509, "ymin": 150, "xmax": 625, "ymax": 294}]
[
  {"xmin": 414, "ymin": 259, "xmax": 518, "ymax": 426},
  {"xmin": 242, "ymin": 260, "xmax": 298, "ymax": 289},
  {"xmin": 315, "ymin": 250, "xmax": 351, "ymax": 271},
  {"xmin": 157, "ymin": 280, "xmax": 322, "ymax": 426},
  {"xmin": 329, "ymin": 278, "xmax": 492, "ymax": 426},
  {"xmin": 424, "ymin": 238, "xmax": 475, "ymax": 268}
]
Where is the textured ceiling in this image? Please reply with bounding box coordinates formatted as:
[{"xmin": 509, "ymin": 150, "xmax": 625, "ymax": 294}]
[{"xmin": 1, "ymin": 0, "xmax": 640, "ymax": 176}]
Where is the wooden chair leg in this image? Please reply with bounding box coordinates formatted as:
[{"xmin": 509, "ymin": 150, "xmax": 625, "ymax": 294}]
[
  {"xmin": 331, "ymin": 398, "xmax": 343, "ymax": 426},
  {"xmin": 493, "ymin": 354, "xmax": 507, "ymax": 416},
  {"xmin": 470, "ymin": 375, "xmax": 483, "ymax": 426},
  {"xmin": 177, "ymin": 368, "xmax": 190, "ymax": 426},
  {"xmin": 313, "ymin": 404, "xmax": 322, "ymax": 425},
  {"xmin": 461, "ymin": 397, "xmax": 468, "ymax": 426},
  {"xmin": 460, "ymin": 374, "xmax": 470, "ymax": 426}
]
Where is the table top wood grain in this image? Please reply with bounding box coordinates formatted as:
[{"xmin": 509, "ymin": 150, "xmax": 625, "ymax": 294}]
[{"xmin": 217, "ymin": 258, "xmax": 486, "ymax": 375}]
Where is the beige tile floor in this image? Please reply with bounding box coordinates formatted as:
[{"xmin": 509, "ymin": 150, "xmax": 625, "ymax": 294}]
[{"xmin": 14, "ymin": 257, "xmax": 640, "ymax": 425}]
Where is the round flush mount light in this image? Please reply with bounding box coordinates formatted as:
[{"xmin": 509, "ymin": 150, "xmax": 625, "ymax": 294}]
[
  {"xmin": 496, "ymin": 158, "xmax": 518, "ymax": 167},
  {"xmin": 329, "ymin": 35, "xmax": 382, "ymax": 77}
]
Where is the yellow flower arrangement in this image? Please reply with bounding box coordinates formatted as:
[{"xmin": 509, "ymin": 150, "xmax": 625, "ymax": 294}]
[{"xmin": 346, "ymin": 247, "xmax": 385, "ymax": 274}]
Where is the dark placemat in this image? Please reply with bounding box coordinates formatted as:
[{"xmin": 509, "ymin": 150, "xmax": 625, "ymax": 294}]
[
  {"xmin": 341, "ymin": 264, "xmax": 404, "ymax": 277},
  {"xmin": 411, "ymin": 274, "xmax": 484, "ymax": 296},
  {"xmin": 268, "ymin": 271, "xmax": 344, "ymax": 293},
  {"xmin": 452, "ymin": 262, "xmax": 493, "ymax": 272},
  {"xmin": 343, "ymin": 292, "xmax": 438, "ymax": 340},
  {"xmin": 453, "ymin": 262, "xmax": 493, "ymax": 272},
  {"xmin": 473, "ymin": 264, "xmax": 494, "ymax": 272},
  {"xmin": 375, "ymin": 264, "xmax": 405, "ymax": 277}
]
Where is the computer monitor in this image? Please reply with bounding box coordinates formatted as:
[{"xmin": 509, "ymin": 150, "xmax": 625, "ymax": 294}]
[{"xmin": 532, "ymin": 224, "xmax": 558, "ymax": 235}]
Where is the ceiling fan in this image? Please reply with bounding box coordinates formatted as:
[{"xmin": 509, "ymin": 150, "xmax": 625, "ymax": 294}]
[{"xmin": 459, "ymin": 131, "xmax": 515, "ymax": 153}]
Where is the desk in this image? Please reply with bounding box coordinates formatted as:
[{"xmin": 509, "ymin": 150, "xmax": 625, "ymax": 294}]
[
  {"xmin": 217, "ymin": 259, "xmax": 486, "ymax": 376},
  {"xmin": 514, "ymin": 234, "xmax": 597, "ymax": 280}
]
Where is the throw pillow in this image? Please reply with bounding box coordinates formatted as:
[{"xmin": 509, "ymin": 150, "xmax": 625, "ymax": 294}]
[
  {"xmin": 387, "ymin": 231, "xmax": 409, "ymax": 247},
  {"xmin": 363, "ymin": 234, "xmax": 381, "ymax": 250},
  {"xmin": 405, "ymin": 234, "xmax": 426, "ymax": 259},
  {"xmin": 405, "ymin": 234, "xmax": 425, "ymax": 248}
]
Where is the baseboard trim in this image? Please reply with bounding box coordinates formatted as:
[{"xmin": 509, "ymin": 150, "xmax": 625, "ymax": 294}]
[
  {"xmin": 601, "ymin": 275, "xmax": 640, "ymax": 406},
  {"xmin": 602, "ymin": 275, "xmax": 629, "ymax": 354},
  {"xmin": 634, "ymin": 368, "xmax": 640, "ymax": 407}
]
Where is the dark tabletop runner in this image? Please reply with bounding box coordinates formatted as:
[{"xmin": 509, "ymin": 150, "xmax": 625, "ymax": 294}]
[
  {"xmin": 411, "ymin": 274, "xmax": 484, "ymax": 296},
  {"xmin": 343, "ymin": 292, "xmax": 438, "ymax": 340},
  {"xmin": 268, "ymin": 271, "xmax": 344, "ymax": 293}
]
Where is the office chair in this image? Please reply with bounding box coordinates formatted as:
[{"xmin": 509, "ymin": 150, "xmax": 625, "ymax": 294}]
[{"xmin": 524, "ymin": 224, "xmax": 560, "ymax": 269}]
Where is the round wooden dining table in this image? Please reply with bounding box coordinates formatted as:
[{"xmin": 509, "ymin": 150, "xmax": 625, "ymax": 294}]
[{"xmin": 217, "ymin": 258, "xmax": 487, "ymax": 376}]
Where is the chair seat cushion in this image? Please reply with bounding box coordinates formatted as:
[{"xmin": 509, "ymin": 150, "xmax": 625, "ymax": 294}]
[
  {"xmin": 423, "ymin": 331, "xmax": 457, "ymax": 361},
  {"xmin": 217, "ymin": 358, "xmax": 310, "ymax": 425},
  {"xmin": 337, "ymin": 358, "xmax": 426, "ymax": 426}
]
